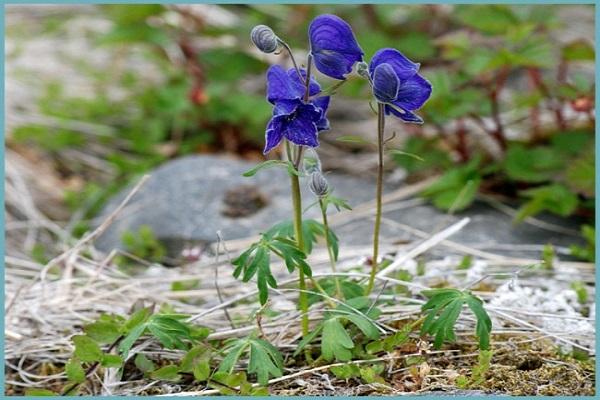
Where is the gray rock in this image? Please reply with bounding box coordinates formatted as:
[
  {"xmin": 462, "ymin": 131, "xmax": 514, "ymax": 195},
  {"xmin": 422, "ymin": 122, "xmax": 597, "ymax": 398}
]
[
  {"xmin": 96, "ymin": 155, "xmax": 583, "ymax": 261},
  {"xmin": 95, "ymin": 155, "xmax": 377, "ymax": 257}
]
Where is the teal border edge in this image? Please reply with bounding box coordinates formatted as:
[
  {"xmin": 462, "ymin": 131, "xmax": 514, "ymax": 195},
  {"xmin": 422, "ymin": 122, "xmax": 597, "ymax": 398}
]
[{"xmin": 0, "ymin": 1, "xmax": 597, "ymax": 399}]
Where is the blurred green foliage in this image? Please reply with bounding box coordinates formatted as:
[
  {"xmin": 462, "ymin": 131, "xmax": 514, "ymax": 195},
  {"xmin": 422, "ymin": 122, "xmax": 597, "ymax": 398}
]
[{"xmin": 8, "ymin": 5, "xmax": 595, "ymax": 245}]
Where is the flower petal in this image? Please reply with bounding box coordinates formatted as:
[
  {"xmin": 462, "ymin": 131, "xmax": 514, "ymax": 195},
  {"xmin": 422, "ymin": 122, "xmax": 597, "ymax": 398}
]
[
  {"xmin": 266, "ymin": 65, "xmax": 305, "ymax": 103},
  {"xmin": 287, "ymin": 68, "xmax": 321, "ymax": 96},
  {"xmin": 312, "ymin": 96, "xmax": 330, "ymax": 131},
  {"xmin": 283, "ymin": 104, "xmax": 321, "ymax": 147},
  {"xmin": 263, "ymin": 115, "xmax": 286, "ymax": 154},
  {"xmin": 369, "ymin": 48, "xmax": 420, "ymax": 82},
  {"xmin": 309, "ymin": 14, "xmax": 364, "ymax": 80},
  {"xmin": 393, "ymin": 73, "xmax": 432, "ymax": 111},
  {"xmin": 372, "ymin": 63, "xmax": 400, "ymax": 104},
  {"xmin": 385, "ymin": 105, "xmax": 424, "ymax": 124},
  {"xmin": 273, "ymin": 99, "xmax": 301, "ymax": 116}
]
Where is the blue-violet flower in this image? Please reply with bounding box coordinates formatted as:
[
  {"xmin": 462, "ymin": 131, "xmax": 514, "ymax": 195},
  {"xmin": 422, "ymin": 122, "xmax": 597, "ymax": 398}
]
[
  {"xmin": 263, "ymin": 65, "xmax": 330, "ymax": 154},
  {"xmin": 369, "ymin": 48, "xmax": 432, "ymax": 123},
  {"xmin": 308, "ymin": 14, "xmax": 364, "ymax": 80}
]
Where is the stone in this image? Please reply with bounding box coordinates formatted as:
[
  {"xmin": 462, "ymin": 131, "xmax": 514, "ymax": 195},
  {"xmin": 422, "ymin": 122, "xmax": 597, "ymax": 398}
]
[
  {"xmin": 94, "ymin": 155, "xmax": 377, "ymax": 258},
  {"xmin": 96, "ymin": 155, "xmax": 583, "ymax": 262}
]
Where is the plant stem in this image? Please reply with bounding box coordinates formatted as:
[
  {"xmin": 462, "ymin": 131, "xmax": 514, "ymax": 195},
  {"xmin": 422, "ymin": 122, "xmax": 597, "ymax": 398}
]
[
  {"xmin": 288, "ymin": 144, "xmax": 309, "ymax": 337},
  {"xmin": 318, "ymin": 199, "xmax": 342, "ymax": 299},
  {"xmin": 367, "ymin": 103, "xmax": 386, "ymax": 295}
]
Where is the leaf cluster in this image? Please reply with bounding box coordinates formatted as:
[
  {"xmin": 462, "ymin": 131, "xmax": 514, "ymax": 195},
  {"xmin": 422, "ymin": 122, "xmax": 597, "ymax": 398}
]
[
  {"xmin": 420, "ymin": 288, "xmax": 492, "ymax": 350},
  {"xmin": 295, "ymin": 297, "xmax": 381, "ymax": 362},
  {"xmin": 232, "ymin": 233, "xmax": 312, "ymax": 305}
]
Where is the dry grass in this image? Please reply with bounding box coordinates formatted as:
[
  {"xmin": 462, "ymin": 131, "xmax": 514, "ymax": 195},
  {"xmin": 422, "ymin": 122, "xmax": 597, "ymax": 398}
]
[{"xmin": 4, "ymin": 165, "xmax": 595, "ymax": 396}]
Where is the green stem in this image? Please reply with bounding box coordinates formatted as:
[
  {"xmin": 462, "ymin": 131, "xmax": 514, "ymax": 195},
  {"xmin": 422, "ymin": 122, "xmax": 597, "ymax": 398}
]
[
  {"xmin": 367, "ymin": 103, "xmax": 386, "ymax": 295},
  {"xmin": 289, "ymin": 145, "xmax": 309, "ymax": 337},
  {"xmin": 319, "ymin": 198, "xmax": 342, "ymax": 299}
]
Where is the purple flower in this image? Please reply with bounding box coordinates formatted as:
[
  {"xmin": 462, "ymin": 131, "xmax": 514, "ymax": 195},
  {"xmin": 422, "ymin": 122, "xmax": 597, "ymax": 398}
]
[
  {"xmin": 263, "ymin": 65, "xmax": 330, "ymax": 154},
  {"xmin": 309, "ymin": 14, "xmax": 364, "ymax": 80},
  {"xmin": 369, "ymin": 48, "xmax": 432, "ymax": 124}
]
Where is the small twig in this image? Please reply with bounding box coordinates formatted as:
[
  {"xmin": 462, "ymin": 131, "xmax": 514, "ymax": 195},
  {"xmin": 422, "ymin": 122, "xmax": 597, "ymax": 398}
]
[
  {"xmin": 39, "ymin": 175, "xmax": 151, "ymax": 286},
  {"xmin": 376, "ymin": 218, "xmax": 471, "ymax": 277},
  {"xmin": 214, "ymin": 231, "xmax": 234, "ymax": 329}
]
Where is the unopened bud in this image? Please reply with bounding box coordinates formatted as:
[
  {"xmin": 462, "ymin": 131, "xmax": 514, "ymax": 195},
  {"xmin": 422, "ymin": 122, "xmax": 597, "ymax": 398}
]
[
  {"xmin": 309, "ymin": 171, "xmax": 329, "ymax": 198},
  {"xmin": 356, "ymin": 61, "xmax": 370, "ymax": 79},
  {"xmin": 251, "ymin": 25, "xmax": 279, "ymax": 54}
]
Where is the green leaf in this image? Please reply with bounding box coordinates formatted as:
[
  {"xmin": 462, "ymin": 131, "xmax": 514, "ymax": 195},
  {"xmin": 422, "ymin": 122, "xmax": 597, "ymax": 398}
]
[
  {"xmin": 422, "ymin": 158, "xmax": 482, "ymax": 212},
  {"xmin": 565, "ymin": 149, "xmax": 595, "ymax": 197},
  {"xmin": 193, "ymin": 359, "xmax": 211, "ymax": 382},
  {"xmin": 118, "ymin": 323, "xmax": 146, "ymax": 358},
  {"xmin": 72, "ymin": 335, "xmax": 103, "ymax": 363},
  {"xmin": 149, "ymin": 364, "xmax": 181, "ymax": 382},
  {"xmin": 420, "ymin": 289, "xmax": 492, "ymax": 350},
  {"xmin": 101, "ymin": 354, "xmax": 123, "ymax": 368},
  {"xmin": 330, "ymin": 364, "xmax": 360, "ymax": 379},
  {"xmin": 388, "ymin": 149, "xmax": 424, "ymax": 162},
  {"xmin": 242, "ymin": 160, "xmax": 295, "ymax": 177},
  {"xmin": 516, "ymin": 184, "xmax": 578, "ymax": 222},
  {"xmin": 294, "ymin": 324, "xmax": 323, "ymax": 357},
  {"xmin": 563, "ymin": 39, "xmax": 595, "ymax": 61},
  {"xmin": 218, "ymin": 339, "xmax": 249, "ymax": 374},
  {"xmin": 335, "ymin": 135, "xmax": 373, "ymax": 145},
  {"xmin": 307, "ymin": 278, "xmax": 364, "ymax": 306},
  {"xmin": 25, "ymin": 389, "xmax": 58, "ymax": 396},
  {"xmin": 465, "ymin": 296, "xmax": 492, "ymax": 351},
  {"xmin": 455, "ymin": 5, "xmax": 519, "ymax": 35},
  {"xmin": 248, "ymin": 339, "xmax": 284, "ymax": 385},
  {"xmin": 570, "ymin": 225, "xmax": 595, "ymax": 262},
  {"xmin": 321, "ymin": 318, "xmax": 355, "ymax": 361},
  {"xmin": 504, "ymin": 144, "xmax": 564, "ymax": 183},
  {"xmin": 84, "ymin": 320, "xmax": 121, "ymax": 344},
  {"xmin": 393, "ymin": 136, "xmax": 452, "ymax": 173},
  {"xmin": 123, "ymin": 306, "xmax": 152, "ymax": 332},
  {"xmin": 134, "ymin": 353, "xmax": 155, "ymax": 373},
  {"xmin": 343, "ymin": 314, "xmax": 380, "ymax": 341},
  {"xmin": 180, "ymin": 344, "xmax": 212, "ymax": 381},
  {"xmin": 322, "ymin": 194, "xmax": 352, "ymax": 212},
  {"xmin": 146, "ymin": 314, "xmax": 194, "ymax": 350},
  {"xmin": 65, "ymin": 358, "xmax": 86, "ymax": 383}
]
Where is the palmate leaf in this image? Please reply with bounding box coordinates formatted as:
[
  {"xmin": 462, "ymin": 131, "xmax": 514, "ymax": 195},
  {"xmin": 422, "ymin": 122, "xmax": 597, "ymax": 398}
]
[
  {"xmin": 265, "ymin": 219, "xmax": 329, "ymax": 255},
  {"xmin": 295, "ymin": 299, "xmax": 381, "ymax": 361},
  {"xmin": 420, "ymin": 288, "xmax": 492, "ymax": 350},
  {"xmin": 248, "ymin": 339, "xmax": 284, "ymax": 385},
  {"xmin": 322, "ymin": 318, "xmax": 354, "ymax": 361},
  {"xmin": 218, "ymin": 337, "xmax": 283, "ymax": 386},
  {"xmin": 232, "ymin": 233, "xmax": 313, "ymax": 305}
]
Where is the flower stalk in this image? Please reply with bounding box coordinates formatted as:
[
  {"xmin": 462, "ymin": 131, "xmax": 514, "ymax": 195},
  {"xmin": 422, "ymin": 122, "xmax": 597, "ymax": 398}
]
[
  {"xmin": 318, "ymin": 198, "xmax": 342, "ymax": 298},
  {"xmin": 284, "ymin": 142, "xmax": 310, "ymax": 338},
  {"xmin": 367, "ymin": 102, "xmax": 386, "ymax": 294}
]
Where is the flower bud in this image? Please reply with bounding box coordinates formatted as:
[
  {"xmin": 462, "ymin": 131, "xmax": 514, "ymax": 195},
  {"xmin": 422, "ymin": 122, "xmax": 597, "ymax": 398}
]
[
  {"xmin": 356, "ymin": 61, "xmax": 370, "ymax": 79},
  {"xmin": 309, "ymin": 171, "xmax": 329, "ymax": 198},
  {"xmin": 251, "ymin": 25, "xmax": 279, "ymax": 54}
]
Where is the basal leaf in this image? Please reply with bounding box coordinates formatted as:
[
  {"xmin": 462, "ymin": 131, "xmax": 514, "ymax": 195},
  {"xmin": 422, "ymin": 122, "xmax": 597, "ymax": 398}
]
[
  {"xmin": 248, "ymin": 339, "xmax": 283, "ymax": 385},
  {"xmin": 72, "ymin": 335, "xmax": 103, "ymax": 363},
  {"xmin": 321, "ymin": 318, "xmax": 354, "ymax": 361},
  {"xmin": 65, "ymin": 358, "xmax": 86, "ymax": 383}
]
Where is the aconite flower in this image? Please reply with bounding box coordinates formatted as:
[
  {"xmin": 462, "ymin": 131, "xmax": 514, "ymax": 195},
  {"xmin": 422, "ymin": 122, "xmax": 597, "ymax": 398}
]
[
  {"xmin": 308, "ymin": 14, "xmax": 364, "ymax": 80},
  {"xmin": 263, "ymin": 65, "xmax": 330, "ymax": 154},
  {"xmin": 369, "ymin": 48, "xmax": 432, "ymax": 123}
]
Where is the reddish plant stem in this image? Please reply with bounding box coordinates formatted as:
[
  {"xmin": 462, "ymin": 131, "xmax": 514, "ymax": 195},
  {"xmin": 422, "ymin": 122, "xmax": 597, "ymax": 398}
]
[
  {"xmin": 527, "ymin": 68, "xmax": 542, "ymax": 140},
  {"xmin": 529, "ymin": 65, "xmax": 567, "ymax": 131},
  {"xmin": 488, "ymin": 67, "xmax": 509, "ymax": 151},
  {"xmin": 455, "ymin": 118, "xmax": 469, "ymax": 162}
]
